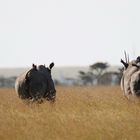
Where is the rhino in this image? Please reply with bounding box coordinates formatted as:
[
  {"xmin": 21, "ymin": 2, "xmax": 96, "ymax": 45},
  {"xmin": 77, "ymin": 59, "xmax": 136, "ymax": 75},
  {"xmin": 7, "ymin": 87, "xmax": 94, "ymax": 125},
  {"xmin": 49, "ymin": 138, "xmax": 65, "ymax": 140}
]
[
  {"xmin": 15, "ymin": 62, "xmax": 56, "ymax": 101},
  {"xmin": 121, "ymin": 53, "xmax": 140, "ymax": 97}
]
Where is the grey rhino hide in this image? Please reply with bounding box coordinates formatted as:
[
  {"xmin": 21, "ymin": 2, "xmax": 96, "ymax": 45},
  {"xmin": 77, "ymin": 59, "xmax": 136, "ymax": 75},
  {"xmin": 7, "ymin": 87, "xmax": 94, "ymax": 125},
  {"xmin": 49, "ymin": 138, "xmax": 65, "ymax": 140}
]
[
  {"xmin": 121, "ymin": 60, "xmax": 140, "ymax": 97},
  {"xmin": 15, "ymin": 63, "xmax": 56, "ymax": 100}
]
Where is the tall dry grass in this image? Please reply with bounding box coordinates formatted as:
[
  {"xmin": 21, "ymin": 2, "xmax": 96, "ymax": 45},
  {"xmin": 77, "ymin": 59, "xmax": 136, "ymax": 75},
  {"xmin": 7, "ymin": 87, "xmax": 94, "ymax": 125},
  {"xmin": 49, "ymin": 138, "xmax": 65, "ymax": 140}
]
[{"xmin": 0, "ymin": 86, "xmax": 140, "ymax": 140}]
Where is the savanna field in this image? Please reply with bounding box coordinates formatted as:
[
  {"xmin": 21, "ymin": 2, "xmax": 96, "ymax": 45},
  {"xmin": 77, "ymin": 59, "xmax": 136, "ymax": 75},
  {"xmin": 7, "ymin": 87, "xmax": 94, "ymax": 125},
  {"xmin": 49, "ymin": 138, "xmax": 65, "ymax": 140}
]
[{"xmin": 0, "ymin": 86, "xmax": 140, "ymax": 140}]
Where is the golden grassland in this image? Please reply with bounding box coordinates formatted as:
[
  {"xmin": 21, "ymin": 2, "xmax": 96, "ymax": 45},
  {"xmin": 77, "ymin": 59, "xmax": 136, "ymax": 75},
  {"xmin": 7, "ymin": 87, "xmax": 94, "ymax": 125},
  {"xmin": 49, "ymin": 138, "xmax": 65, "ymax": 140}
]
[{"xmin": 0, "ymin": 86, "xmax": 140, "ymax": 140}]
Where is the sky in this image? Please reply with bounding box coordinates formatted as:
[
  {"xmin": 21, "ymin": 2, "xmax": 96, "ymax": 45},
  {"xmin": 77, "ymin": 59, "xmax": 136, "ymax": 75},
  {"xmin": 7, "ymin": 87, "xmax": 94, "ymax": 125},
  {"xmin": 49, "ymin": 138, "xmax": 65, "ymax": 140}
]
[{"xmin": 0, "ymin": 0, "xmax": 140, "ymax": 67}]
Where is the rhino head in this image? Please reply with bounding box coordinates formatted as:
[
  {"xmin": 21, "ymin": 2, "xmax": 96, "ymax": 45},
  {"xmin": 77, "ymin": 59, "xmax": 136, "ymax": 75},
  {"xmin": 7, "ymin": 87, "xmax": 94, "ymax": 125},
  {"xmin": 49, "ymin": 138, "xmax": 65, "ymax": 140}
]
[{"xmin": 15, "ymin": 62, "xmax": 56, "ymax": 101}]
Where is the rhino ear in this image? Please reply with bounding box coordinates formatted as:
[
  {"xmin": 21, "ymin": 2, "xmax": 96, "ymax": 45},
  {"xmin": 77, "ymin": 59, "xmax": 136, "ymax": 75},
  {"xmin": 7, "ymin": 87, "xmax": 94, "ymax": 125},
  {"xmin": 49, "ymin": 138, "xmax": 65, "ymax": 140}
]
[
  {"xmin": 49, "ymin": 62, "xmax": 54, "ymax": 69},
  {"xmin": 32, "ymin": 64, "xmax": 37, "ymax": 69}
]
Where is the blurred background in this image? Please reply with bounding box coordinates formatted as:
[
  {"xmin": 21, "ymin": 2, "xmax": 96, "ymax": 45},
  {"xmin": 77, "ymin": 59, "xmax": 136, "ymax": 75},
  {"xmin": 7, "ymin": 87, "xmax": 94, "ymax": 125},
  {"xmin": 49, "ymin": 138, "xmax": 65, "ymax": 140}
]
[{"xmin": 0, "ymin": 0, "xmax": 140, "ymax": 87}]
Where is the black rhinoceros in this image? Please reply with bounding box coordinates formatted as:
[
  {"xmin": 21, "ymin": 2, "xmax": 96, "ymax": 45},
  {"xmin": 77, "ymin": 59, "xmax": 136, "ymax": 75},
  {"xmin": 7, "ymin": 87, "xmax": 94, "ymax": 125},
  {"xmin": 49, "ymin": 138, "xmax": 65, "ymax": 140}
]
[{"xmin": 15, "ymin": 62, "xmax": 56, "ymax": 101}]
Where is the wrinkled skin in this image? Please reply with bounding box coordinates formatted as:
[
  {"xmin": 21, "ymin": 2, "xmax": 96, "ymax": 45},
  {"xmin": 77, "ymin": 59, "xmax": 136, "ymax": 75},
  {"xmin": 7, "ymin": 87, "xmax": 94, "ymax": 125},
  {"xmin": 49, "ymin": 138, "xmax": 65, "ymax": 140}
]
[
  {"xmin": 121, "ymin": 59, "xmax": 140, "ymax": 97},
  {"xmin": 15, "ymin": 63, "xmax": 56, "ymax": 101}
]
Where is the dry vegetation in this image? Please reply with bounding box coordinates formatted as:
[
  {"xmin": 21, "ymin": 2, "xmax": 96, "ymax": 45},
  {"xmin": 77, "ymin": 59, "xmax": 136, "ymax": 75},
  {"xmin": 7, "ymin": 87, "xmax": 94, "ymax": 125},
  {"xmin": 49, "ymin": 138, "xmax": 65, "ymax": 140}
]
[{"xmin": 0, "ymin": 86, "xmax": 140, "ymax": 140}]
